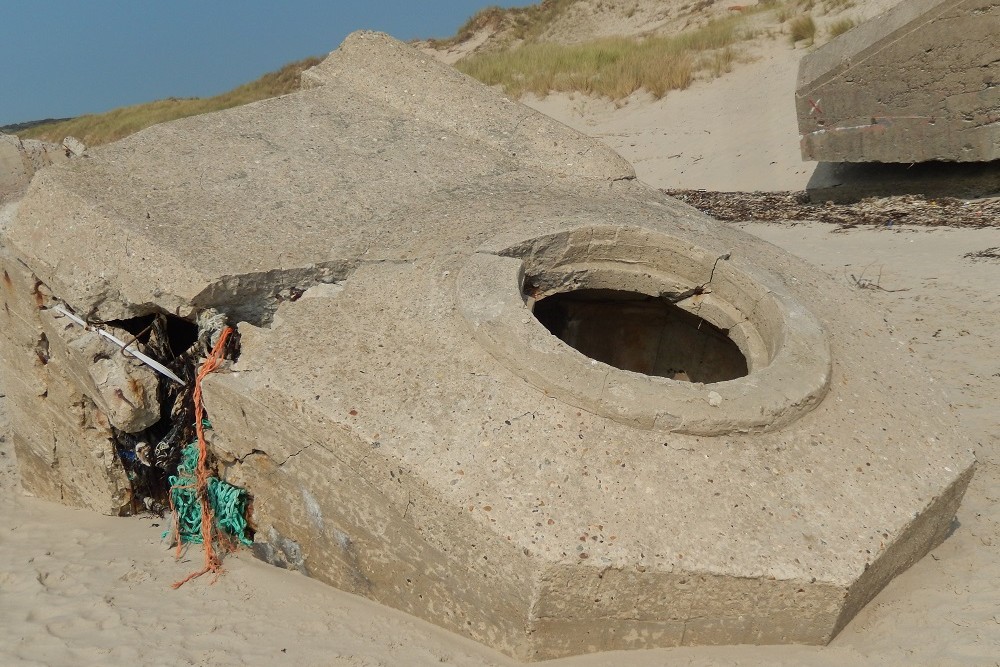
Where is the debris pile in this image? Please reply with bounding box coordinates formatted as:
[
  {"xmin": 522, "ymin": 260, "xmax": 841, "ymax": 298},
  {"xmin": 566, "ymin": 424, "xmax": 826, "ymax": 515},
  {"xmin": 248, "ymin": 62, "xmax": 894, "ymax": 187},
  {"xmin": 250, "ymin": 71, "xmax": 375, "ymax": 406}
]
[
  {"xmin": 37, "ymin": 301, "xmax": 253, "ymax": 566},
  {"xmin": 166, "ymin": 326, "xmax": 253, "ymax": 587}
]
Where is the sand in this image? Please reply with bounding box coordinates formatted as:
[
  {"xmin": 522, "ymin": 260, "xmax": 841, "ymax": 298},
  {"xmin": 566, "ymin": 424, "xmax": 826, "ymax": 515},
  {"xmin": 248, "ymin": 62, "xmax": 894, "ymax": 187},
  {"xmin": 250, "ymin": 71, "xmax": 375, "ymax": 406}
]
[
  {"xmin": 524, "ymin": 40, "xmax": 817, "ymax": 192},
  {"xmin": 4, "ymin": 12, "xmax": 1000, "ymax": 665}
]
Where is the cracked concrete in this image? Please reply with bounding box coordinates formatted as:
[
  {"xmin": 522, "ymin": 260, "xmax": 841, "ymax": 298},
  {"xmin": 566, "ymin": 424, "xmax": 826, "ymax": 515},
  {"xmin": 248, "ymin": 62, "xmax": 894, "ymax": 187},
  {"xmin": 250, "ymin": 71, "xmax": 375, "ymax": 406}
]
[
  {"xmin": 0, "ymin": 31, "xmax": 977, "ymax": 661},
  {"xmin": 190, "ymin": 261, "xmax": 352, "ymax": 327},
  {"xmin": 796, "ymin": 0, "xmax": 1000, "ymax": 162}
]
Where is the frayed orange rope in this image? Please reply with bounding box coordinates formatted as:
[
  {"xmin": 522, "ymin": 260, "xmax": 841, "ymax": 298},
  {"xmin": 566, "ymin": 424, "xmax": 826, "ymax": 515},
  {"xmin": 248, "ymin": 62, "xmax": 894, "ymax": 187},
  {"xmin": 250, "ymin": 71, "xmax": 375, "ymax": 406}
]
[{"xmin": 172, "ymin": 325, "xmax": 233, "ymax": 589}]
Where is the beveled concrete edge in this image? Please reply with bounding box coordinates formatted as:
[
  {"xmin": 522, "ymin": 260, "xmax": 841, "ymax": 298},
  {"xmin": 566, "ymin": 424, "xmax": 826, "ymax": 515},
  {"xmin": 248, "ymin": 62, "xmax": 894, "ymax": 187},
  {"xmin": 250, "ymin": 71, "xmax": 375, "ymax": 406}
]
[
  {"xmin": 832, "ymin": 462, "xmax": 976, "ymax": 637},
  {"xmin": 456, "ymin": 225, "xmax": 832, "ymax": 436},
  {"xmin": 302, "ymin": 31, "xmax": 636, "ymax": 183},
  {"xmin": 796, "ymin": 0, "xmax": 956, "ymax": 91}
]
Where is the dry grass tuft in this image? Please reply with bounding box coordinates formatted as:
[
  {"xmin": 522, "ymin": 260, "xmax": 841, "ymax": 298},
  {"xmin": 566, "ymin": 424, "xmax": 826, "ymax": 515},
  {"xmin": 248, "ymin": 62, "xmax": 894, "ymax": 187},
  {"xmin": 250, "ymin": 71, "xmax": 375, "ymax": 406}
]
[
  {"xmin": 21, "ymin": 56, "xmax": 322, "ymax": 146},
  {"xmin": 775, "ymin": 4, "xmax": 796, "ymax": 23},
  {"xmin": 828, "ymin": 17, "xmax": 856, "ymax": 37},
  {"xmin": 427, "ymin": 0, "xmax": 578, "ymax": 49},
  {"xmin": 789, "ymin": 14, "xmax": 817, "ymax": 44}
]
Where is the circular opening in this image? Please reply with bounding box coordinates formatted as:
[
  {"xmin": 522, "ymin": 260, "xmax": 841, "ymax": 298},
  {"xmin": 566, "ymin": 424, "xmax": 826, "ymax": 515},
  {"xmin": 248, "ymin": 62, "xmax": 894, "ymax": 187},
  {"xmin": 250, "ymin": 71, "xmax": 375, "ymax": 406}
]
[
  {"xmin": 458, "ymin": 224, "xmax": 831, "ymax": 434},
  {"xmin": 531, "ymin": 288, "xmax": 748, "ymax": 383}
]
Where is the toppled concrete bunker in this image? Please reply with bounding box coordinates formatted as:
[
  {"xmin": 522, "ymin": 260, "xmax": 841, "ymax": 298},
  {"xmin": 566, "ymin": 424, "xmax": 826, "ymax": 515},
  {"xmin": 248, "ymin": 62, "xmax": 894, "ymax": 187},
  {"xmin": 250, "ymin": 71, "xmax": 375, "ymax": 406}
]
[
  {"xmin": 0, "ymin": 32, "xmax": 975, "ymax": 661},
  {"xmin": 796, "ymin": 0, "xmax": 1000, "ymax": 163}
]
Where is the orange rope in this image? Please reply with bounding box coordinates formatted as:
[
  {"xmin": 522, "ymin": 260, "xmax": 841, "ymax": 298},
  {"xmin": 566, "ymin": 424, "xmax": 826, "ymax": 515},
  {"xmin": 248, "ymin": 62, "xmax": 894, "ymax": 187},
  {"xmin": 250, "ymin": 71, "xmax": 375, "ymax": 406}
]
[{"xmin": 172, "ymin": 326, "xmax": 234, "ymax": 589}]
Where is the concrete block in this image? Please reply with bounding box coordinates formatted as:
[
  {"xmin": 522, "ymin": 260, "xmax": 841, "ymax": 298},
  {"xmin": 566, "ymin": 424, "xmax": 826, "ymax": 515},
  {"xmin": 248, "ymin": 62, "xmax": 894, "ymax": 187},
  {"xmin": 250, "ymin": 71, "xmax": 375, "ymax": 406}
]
[
  {"xmin": 62, "ymin": 136, "xmax": 86, "ymax": 157},
  {"xmin": 796, "ymin": 0, "xmax": 1000, "ymax": 162}
]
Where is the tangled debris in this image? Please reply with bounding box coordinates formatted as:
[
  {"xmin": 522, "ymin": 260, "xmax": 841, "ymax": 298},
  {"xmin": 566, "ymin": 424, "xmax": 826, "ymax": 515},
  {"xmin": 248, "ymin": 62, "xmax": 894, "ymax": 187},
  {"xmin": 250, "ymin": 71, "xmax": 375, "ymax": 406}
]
[
  {"xmin": 94, "ymin": 308, "xmax": 238, "ymax": 515},
  {"xmin": 664, "ymin": 190, "xmax": 1000, "ymax": 228}
]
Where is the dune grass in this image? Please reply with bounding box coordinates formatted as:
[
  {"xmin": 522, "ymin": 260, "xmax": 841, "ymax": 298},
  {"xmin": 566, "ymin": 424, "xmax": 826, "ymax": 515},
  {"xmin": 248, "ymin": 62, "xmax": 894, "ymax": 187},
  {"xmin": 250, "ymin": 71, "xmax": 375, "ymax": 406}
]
[
  {"xmin": 456, "ymin": 15, "xmax": 749, "ymax": 100},
  {"xmin": 789, "ymin": 14, "xmax": 817, "ymax": 43},
  {"xmin": 20, "ymin": 56, "xmax": 322, "ymax": 147},
  {"xmin": 18, "ymin": 0, "xmax": 841, "ymax": 145},
  {"xmin": 775, "ymin": 4, "xmax": 796, "ymax": 23},
  {"xmin": 427, "ymin": 0, "xmax": 578, "ymax": 49}
]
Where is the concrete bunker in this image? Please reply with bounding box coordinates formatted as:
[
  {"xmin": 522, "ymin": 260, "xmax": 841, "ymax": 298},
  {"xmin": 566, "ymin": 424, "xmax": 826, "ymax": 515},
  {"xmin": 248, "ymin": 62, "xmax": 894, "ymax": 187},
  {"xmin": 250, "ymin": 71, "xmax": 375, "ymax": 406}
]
[{"xmin": 0, "ymin": 31, "xmax": 977, "ymax": 662}]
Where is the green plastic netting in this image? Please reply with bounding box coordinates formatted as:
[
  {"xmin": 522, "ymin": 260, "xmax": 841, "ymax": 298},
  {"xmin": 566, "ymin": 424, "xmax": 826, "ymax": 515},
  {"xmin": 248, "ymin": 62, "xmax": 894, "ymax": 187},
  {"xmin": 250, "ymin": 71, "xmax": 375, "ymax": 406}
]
[{"xmin": 166, "ymin": 441, "xmax": 253, "ymax": 547}]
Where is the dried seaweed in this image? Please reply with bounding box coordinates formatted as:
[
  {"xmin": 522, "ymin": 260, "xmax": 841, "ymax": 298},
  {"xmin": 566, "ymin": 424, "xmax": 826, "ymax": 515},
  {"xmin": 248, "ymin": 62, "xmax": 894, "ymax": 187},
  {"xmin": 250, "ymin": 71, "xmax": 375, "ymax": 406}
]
[
  {"xmin": 963, "ymin": 247, "xmax": 1000, "ymax": 262},
  {"xmin": 663, "ymin": 190, "xmax": 1000, "ymax": 228}
]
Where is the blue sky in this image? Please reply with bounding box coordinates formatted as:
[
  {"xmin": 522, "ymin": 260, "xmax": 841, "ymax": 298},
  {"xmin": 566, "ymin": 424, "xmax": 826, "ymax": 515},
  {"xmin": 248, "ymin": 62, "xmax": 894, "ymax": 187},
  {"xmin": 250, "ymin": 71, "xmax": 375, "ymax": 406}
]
[{"xmin": 0, "ymin": 1, "xmax": 531, "ymax": 126}]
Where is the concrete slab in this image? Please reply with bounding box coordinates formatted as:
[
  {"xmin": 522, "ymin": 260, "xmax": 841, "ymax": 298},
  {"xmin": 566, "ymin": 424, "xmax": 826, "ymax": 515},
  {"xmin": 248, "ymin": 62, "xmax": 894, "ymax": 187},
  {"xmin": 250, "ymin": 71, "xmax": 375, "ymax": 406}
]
[
  {"xmin": 796, "ymin": 0, "xmax": 1000, "ymax": 163},
  {"xmin": 0, "ymin": 32, "xmax": 975, "ymax": 661}
]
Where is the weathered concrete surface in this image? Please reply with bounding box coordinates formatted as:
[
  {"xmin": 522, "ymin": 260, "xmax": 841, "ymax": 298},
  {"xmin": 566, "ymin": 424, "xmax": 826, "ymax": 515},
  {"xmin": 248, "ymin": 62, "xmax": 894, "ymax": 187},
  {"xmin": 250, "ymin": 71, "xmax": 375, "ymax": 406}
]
[
  {"xmin": 0, "ymin": 32, "xmax": 975, "ymax": 661},
  {"xmin": 0, "ymin": 230, "xmax": 132, "ymax": 514},
  {"xmin": 0, "ymin": 134, "xmax": 69, "ymax": 204},
  {"xmin": 796, "ymin": 0, "xmax": 1000, "ymax": 163}
]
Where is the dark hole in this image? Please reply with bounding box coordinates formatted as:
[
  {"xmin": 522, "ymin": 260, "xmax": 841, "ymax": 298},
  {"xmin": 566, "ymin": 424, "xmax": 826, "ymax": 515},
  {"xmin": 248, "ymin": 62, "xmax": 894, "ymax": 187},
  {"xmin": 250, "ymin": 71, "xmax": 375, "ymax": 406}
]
[
  {"xmin": 107, "ymin": 313, "xmax": 198, "ymax": 358},
  {"xmin": 531, "ymin": 289, "xmax": 748, "ymax": 383}
]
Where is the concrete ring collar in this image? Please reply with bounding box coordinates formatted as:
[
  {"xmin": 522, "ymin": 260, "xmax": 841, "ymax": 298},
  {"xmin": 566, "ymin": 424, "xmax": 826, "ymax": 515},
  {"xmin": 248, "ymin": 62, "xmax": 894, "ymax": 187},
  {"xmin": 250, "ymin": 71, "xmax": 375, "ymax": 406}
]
[{"xmin": 456, "ymin": 224, "xmax": 832, "ymax": 435}]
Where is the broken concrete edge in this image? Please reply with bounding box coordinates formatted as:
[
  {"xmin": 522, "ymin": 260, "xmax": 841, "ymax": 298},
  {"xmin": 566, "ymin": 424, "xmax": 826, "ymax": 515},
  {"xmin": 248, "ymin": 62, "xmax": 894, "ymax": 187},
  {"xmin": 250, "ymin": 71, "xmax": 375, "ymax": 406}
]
[
  {"xmin": 37, "ymin": 307, "xmax": 163, "ymax": 433},
  {"xmin": 3, "ymin": 170, "xmax": 355, "ymax": 328},
  {"xmin": 1, "ymin": 133, "xmax": 73, "ymax": 205},
  {"xmin": 0, "ymin": 238, "xmax": 239, "ymax": 515},
  {"xmin": 49, "ymin": 303, "xmax": 185, "ymax": 385},
  {"xmin": 1, "ymin": 244, "xmax": 133, "ymax": 513}
]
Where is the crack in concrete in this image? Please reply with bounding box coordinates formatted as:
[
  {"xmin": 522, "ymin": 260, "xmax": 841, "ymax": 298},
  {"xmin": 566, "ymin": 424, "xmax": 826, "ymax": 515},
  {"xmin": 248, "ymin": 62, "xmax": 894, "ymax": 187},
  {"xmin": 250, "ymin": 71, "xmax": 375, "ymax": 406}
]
[
  {"xmin": 492, "ymin": 411, "xmax": 536, "ymax": 433},
  {"xmin": 231, "ymin": 442, "xmax": 312, "ymax": 468}
]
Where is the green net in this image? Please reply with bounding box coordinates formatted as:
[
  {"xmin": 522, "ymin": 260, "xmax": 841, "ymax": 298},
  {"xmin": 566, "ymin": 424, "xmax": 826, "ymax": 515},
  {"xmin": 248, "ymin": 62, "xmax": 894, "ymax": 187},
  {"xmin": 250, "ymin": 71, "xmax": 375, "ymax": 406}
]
[{"xmin": 166, "ymin": 440, "xmax": 253, "ymax": 547}]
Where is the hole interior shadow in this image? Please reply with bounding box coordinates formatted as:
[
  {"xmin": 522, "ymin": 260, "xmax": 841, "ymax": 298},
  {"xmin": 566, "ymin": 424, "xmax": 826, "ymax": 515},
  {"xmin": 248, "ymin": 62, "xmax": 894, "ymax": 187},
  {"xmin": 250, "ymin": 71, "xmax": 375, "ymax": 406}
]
[{"xmin": 531, "ymin": 288, "xmax": 748, "ymax": 384}]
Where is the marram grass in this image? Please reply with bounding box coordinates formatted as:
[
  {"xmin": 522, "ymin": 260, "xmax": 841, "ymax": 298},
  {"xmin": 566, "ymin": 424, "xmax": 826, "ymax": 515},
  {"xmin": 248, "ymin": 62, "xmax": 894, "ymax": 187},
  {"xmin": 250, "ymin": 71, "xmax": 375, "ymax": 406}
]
[{"xmin": 457, "ymin": 16, "xmax": 747, "ymax": 100}]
